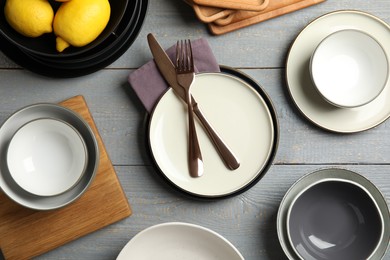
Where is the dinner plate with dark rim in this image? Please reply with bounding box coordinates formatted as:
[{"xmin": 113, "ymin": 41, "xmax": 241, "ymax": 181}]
[
  {"xmin": 147, "ymin": 66, "xmax": 279, "ymax": 199},
  {"xmin": 0, "ymin": 0, "xmax": 148, "ymax": 77}
]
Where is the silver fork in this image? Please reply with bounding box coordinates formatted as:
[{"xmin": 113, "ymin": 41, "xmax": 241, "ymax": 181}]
[{"xmin": 176, "ymin": 39, "xmax": 203, "ymax": 178}]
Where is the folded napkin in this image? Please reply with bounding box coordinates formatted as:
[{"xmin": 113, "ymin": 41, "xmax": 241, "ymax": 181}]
[{"xmin": 128, "ymin": 38, "xmax": 220, "ymax": 113}]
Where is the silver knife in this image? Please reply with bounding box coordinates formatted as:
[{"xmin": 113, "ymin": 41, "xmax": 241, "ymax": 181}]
[{"xmin": 147, "ymin": 33, "xmax": 240, "ymax": 170}]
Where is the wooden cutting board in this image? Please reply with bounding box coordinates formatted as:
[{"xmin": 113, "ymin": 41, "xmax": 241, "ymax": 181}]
[
  {"xmin": 185, "ymin": 0, "xmax": 235, "ymax": 23},
  {"xmin": 0, "ymin": 95, "xmax": 132, "ymax": 260},
  {"xmin": 193, "ymin": 5, "xmax": 235, "ymax": 23},
  {"xmin": 209, "ymin": 0, "xmax": 326, "ymax": 35},
  {"xmin": 192, "ymin": 0, "xmax": 269, "ymax": 11},
  {"xmin": 214, "ymin": 0, "xmax": 304, "ymax": 26}
]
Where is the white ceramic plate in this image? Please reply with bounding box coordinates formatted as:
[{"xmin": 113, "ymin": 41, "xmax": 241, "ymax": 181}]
[
  {"xmin": 7, "ymin": 118, "xmax": 88, "ymax": 196},
  {"xmin": 286, "ymin": 10, "xmax": 390, "ymax": 133},
  {"xmin": 149, "ymin": 71, "xmax": 277, "ymax": 198},
  {"xmin": 117, "ymin": 222, "xmax": 244, "ymax": 260}
]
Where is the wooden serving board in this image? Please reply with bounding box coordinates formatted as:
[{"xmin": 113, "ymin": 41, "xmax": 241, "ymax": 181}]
[
  {"xmin": 192, "ymin": 0, "xmax": 269, "ymax": 11},
  {"xmin": 209, "ymin": 0, "xmax": 326, "ymax": 35},
  {"xmin": 214, "ymin": 0, "xmax": 304, "ymax": 26},
  {"xmin": 193, "ymin": 5, "xmax": 235, "ymax": 23},
  {"xmin": 0, "ymin": 95, "xmax": 132, "ymax": 260},
  {"xmin": 186, "ymin": 0, "xmax": 235, "ymax": 23}
]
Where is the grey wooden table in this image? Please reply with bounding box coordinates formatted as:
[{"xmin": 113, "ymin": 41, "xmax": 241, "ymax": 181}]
[{"xmin": 1, "ymin": 0, "xmax": 390, "ymax": 259}]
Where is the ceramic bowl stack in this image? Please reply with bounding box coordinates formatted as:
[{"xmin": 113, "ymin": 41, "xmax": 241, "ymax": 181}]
[
  {"xmin": 286, "ymin": 10, "xmax": 390, "ymax": 133},
  {"xmin": 0, "ymin": 104, "xmax": 99, "ymax": 210},
  {"xmin": 277, "ymin": 168, "xmax": 390, "ymax": 260},
  {"xmin": 0, "ymin": 0, "xmax": 148, "ymax": 77}
]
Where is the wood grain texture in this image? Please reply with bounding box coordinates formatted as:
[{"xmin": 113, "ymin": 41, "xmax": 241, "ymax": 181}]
[
  {"xmin": 214, "ymin": 0, "xmax": 305, "ymax": 26},
  {"xmin": 0, "ymin": 69, "xmax": 389, "ymax": 165},
  {"xmin": 0, "ymin": 0, "xmax": 390, "ymax": 259},
  {"xmin": 185, "ymin": 0, "xmax": 235, "ymax": 23},
  {"xmin": 0, "ymin": 96, "xmax": 131, "ymax": 260},
  {"xmin": 209, "ymin": 0, "xmax": 327, "ymax": 35},
  {"xmin": 192, "ymin": 0, "xmax": 269, "ymax": 11},
  {"xmin": 37, "ymin": 165, "xmax": 390, "ymax": 260}
]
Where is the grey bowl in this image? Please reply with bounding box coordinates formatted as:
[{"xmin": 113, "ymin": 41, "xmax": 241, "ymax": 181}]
[
  {"xmin": 288, "ymin": 179, "xmax": 382, "ymax": 260},
  {"xmin": 277, "ymin": 168, "xmax": 390, "ymax": 260},
  {"xmin": 0, "ymin": 103, "xmax": 99, "ymax": 210}
]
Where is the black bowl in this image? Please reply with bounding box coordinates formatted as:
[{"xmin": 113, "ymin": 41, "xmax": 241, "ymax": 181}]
[
  {"xmin": 0, "ymin": 0, "xmax": 148, "ymax": 77},
  {"xmin": 0, "ymin": 0, "xmax": 128, "ymax": 57},
  {"xmin": 24, "ymin": 0, "xmax": 139, "ymax": 65}
]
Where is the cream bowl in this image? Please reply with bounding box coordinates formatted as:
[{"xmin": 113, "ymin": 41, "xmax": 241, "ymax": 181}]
[
  {"xmin": 310, "ymin": 29, "xmax": 389, "ymax": 108},
  {"xmin": 7, "ymin": 118, "xmax": 88, "ymax": 196}
]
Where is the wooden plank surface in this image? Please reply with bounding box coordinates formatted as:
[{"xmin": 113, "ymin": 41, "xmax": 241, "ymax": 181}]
[{"xmin": 0, "ymin": 0, "xmax": 390, "ymax": 259}]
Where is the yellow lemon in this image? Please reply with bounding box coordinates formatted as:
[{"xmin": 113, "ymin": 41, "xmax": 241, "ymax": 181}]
[
  {"xmin": 4, "ymin": 0, "xmax": 54, "ymax": 38},
  {"xmin": 53, "ymin": 0, "xmax": 111, "ymax": 52}
]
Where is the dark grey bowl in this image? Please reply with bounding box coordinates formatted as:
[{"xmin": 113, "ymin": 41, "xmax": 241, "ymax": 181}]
[
  {"xmin": 0, "ymin": 0, "xmax": 128, "ymax": 57},
  {"xmin": 287, "ymin": 179, "xmax": 382, "ymax": 260},
  {"xmin": 277, "ymin": 168, "xmax": 390, "ymax": 260}
]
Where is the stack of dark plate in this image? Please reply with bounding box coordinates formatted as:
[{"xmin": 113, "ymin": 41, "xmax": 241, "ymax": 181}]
[{"xmin": 0, "ymin": 0, "xmax": 148, "ymax": 77}]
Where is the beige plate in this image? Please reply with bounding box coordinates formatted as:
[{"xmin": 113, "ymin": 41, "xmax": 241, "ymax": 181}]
[
  {"xmin": 149, "ymin": 72, "xmax": 276, "ymax": 198},
  {"xmin": 286, "ymin": 10, "xmax": 390, "ymax": 133},
  {"xmin": 117, "ymin": 222, "xmax": 244, "ymax": 260}
]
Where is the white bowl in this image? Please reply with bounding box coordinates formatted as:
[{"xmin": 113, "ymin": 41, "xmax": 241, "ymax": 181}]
[
  {"xmin": 310, "ymin": 29, "xmax": 389, "ymax": 108},
  {"xmin": 6, "ymin": 118, "xmax": 88, "ymax": 196}
]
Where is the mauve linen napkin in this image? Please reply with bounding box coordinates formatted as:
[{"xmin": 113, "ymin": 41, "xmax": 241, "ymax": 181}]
[{"xmin": 128, "ymin": 38, "xmax": 220, "ymax": 113}]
